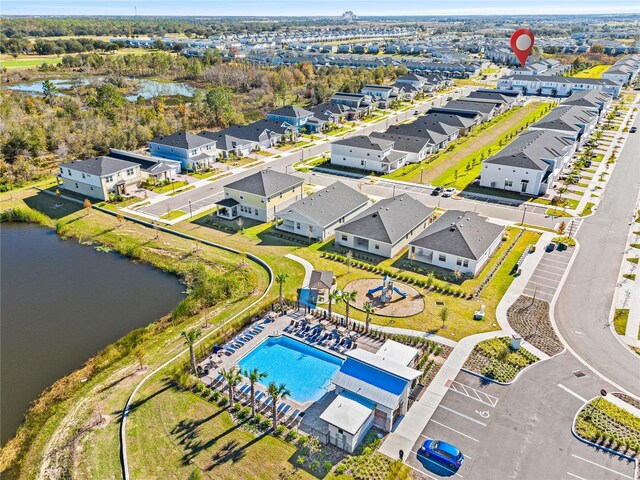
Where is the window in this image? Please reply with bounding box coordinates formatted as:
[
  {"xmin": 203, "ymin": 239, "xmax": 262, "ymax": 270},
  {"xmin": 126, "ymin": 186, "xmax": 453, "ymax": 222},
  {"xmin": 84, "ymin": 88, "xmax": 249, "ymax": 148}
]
[
  {"xmin": 456, "ymin": 258, "xmax": 462, "ymax": 266},
  {"xmin": 375, "ymin": 244, "xmax": 379, "ymax": 250},
  {"xmin": 439, "ymin": 254, "xmax": 446, "ymax": 262},
  {"xmin": 505, "ymin": 180, "xmax": 513, "ymax": 187},
  {"xmin": 67, "ymin": 169, "xmax": 72, "ymax": 175},
  {"xmin": 463, "ymin": 259, "xmax": 469, "ymax": 268},
  {"xmin": 126, "ymin": 168, "xmax": 134, "ymax": 176},
  {"xmin": 82, "ymin": 173, "xmax": 86, "ymax": 179},
  {"xmin": 341, "ymin": 234, "xmax": 348, "ymax": 242},
  {"xmin": 106, "ymin": 175, "xmax": 114, "ymax": 183},
  {"xmin": 361, "ymin": 160, "xmax": 365, "ymax": 166},
  {"xmin": 90, "ymin": 186, "xmax": 93, "ymax": 191},
  {"xmin": 296, "ymin": 222, "xmax": 301, "ymax": 230}
]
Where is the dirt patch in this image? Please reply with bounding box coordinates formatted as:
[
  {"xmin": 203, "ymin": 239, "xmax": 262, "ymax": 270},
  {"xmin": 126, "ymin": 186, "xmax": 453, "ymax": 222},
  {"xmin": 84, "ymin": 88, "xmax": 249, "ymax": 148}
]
[
  {"xmin": 343, "ymin": 278, "xmax": 425, "ymax": 317},
  {"xmin": 507, "ymin": 295, "xmax": 564, "ymax": 356}
]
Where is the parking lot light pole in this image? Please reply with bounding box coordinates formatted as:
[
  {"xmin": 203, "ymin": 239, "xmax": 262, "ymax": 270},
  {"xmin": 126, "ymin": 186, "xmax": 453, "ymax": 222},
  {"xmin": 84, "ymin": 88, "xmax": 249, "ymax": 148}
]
[
  {"xmin": 189, "ymin": 200, "xmax": 192, "ymax": 218},
  {"xmin": 521, "ymin": 207, "xmax": 527, "ymax": 226}
]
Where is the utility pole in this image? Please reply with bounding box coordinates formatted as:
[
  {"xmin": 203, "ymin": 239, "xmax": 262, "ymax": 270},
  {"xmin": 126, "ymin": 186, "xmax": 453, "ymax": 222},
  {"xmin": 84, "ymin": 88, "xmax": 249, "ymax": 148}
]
[
  {"xmin": 189, "ymin": 200, "xmax": 193, "ymax": 218},
  {"xmin": 521, "ymin": 207, "xmax": 527, "ymax": 226}
]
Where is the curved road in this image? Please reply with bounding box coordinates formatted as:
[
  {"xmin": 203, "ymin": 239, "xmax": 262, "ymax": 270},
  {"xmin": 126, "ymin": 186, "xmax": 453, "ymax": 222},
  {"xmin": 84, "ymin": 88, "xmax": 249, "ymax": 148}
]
[{"xmin": 555, "ymin": 102, "xmax": 640, "ymax": 398}]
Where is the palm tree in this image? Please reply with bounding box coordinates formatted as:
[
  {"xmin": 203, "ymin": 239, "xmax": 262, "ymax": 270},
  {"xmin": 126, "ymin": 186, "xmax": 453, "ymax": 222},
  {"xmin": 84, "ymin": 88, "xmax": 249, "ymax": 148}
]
[
  {"xmin": 181, "ymin": 328, "xmax": 202, "ymax": 374},
  {"xmin": 363, "ymin": 301, "xmax": 375, "ymax": 333},
  {"xmin": 328, "ymin": 288, "xmax": 341, "ymax": 320},
  {"xmin": 440, "ymin": 306, "xmax": 449, "ymax": 330},
  {"xmin": 267, "ymin": 382, "xmax": 291, "ymax": 430},
  {"xmin": 243, "ymin": 367, "xmax": 268, "ymax": 418},
  {"xmin": 275, "ymin": 272, "xmax": 289, "ymax": 308},
  {"xmin": 341, "ymin": 291, "xmax": 358, "ymax": 329},
  {"xmin": 220, "ymin": 367, "xmax": 243, "ymax": 409}
]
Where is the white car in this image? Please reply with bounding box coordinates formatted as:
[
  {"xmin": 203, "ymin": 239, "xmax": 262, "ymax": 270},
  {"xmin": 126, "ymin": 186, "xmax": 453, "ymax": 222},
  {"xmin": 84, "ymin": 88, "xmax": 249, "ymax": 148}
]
[{"xmin": 442, "ymin": 187, "xmax": 456, "ymax": 197}]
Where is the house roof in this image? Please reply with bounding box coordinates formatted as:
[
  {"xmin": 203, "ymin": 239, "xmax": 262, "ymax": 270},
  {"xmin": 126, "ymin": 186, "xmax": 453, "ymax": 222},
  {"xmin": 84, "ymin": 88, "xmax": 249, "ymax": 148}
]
[
  {"xmin": 64, "ymin": 156, "xmax": 138, "ymax": 177},
  {"xmin": 269, "ymin": 105, "xmax": 314, "ymax": 118},
  {"xmin": 411, "ymin": 210, "xmax": 505, "ymax": 260},
  {"xmin": 149, "ymin": 131, "xmax": 214, "ymax": 149},
  {"xmin": 335, "ymin": 193, "xmax": 433, "ymax": 245},
  {"xmin": 442, "ymin": 99, "xmax": 501, "ymax": 114},
  {"xmin": 466, "ymin": 90, "xmax": 518, "ymax": 105},
  {"xmin": 223, "ymin": 169, "xmax": 304, "ymax": 197},
  {"xmin": 309, "ymin": 270, "xmax": 334, "ymax": 290},
  {"xmin": 107, "ymin": 149, "xmax": 181, "ymax": 172},
  {"xmin": 502, "ymin": 74, "xmax": 619, "ymax": 86},
  {"xmin": 376, "ymin": 340, "xmax": 419, "ymax": 367},
  {"xmin": 370, "ymin": 131, "xmax": 433, "ymax": 152},
  {"xmin": 215, "ymin": 197, "xmax": 240, "ymax": 208},
  {"xmin": 530, "ymin": 105, "xmax": 597, "ymax": 133},
  {"xmin": 276, "ymin": 181, "xmax": 369, "ymax": 228},
  {"xmin": 319, "ymin": 393, "xmax": 374, "ymax": 435},
  {"xmin": 422, "ymin": 110, "xmax": 480, "ymax": 129},
  {"xmin": 333, "ymin": 135, "xmax": 394, "ymax": 151},
  {"xmin": 562, "ymin": 89, "xmax": 612, "ymax": 109},
  {"xmin": 484, "ymin": 129, "xmax": 574, "ymax": 171}
]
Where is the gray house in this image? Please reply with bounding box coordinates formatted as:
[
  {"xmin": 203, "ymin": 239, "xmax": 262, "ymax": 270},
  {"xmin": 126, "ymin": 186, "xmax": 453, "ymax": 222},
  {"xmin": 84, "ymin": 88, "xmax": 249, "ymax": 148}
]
[
  {"xmin": 409, "ymin": 210, "xmax": 505, "ymax": 276},
  {"xmin": 275, "ymin": 181, "xmax": 369, "ymax": 240},
  {"xmin": 148, "ymin": 131, "xmax": 217, "ymax": 171},
  {"xmin": 334, "ymin": 194, "xmax": 434, "ymax": 259}
]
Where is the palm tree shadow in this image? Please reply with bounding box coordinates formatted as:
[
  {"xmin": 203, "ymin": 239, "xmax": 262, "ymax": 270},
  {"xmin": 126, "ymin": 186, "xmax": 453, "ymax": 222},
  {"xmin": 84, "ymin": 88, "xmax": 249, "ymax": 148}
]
[
  {"xmin": 206, "ymin": 432, "xmax": 271, "ymax": 470},
  {"xmin": 113, "ymin": 381, "xmax": 173, "ymax": 423},
  {"xmin": 177, "ymin": 414, "xmax": 250, "ymax": 465}
]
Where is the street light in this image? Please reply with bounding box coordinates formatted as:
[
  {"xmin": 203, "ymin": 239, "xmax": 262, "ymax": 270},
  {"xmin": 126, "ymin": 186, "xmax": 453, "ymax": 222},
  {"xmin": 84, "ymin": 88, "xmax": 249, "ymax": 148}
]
[
  {"xmin": 521, "ymin": 207, "xmax": 527, "ymax": 226},
  {"xmin": 189, "ymin": 200, "xmax": 193, "ymax": 218}
]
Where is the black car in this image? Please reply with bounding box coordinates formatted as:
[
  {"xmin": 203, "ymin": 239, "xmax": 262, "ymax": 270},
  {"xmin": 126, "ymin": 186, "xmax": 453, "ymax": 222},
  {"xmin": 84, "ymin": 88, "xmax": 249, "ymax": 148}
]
[
  {"xmin": 630, "ymin": 126, "xmax": 637, "ymax": 133},
  {"xmin": 545, "ymin": 243, "xmax": 556, "ymax": 253},
  {"xmin": 432, "ymin": 186, "xmax": 443, "ymax": 196}
]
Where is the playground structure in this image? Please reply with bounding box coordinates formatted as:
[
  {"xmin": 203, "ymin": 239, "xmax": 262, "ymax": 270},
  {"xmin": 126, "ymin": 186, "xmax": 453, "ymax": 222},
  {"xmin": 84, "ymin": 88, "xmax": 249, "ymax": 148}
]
[{"xmin": 367, "ymin": 275, "xmax": 407, "ymax": 305}]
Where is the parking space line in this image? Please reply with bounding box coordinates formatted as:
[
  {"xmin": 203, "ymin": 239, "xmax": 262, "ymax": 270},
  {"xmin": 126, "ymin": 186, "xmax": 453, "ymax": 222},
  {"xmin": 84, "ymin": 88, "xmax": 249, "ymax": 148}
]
[
  {"xmin": 567, "ymin": 472, "xmax": 590, "ymax": 480},
  {"xmin": 557, "ymin": 384, "xmax": 587, "ymax": 403},
  {"xmin": 449, "ymin": 381, "xmax": 499, "ymax": 407},
  {"xmin": 439, "ymin": 405, "xmax": 487, "ymax": 426},
  {"xmin": 570, "ymin": 454, "xmax": 633, "ymax": 479},
  {"xmin": 409, "ymin": 451, "xmax": 464, "ymax": 478},
  {"xmin": 430, "ymin": 420, "xmax": 479, "ymax": 442}
]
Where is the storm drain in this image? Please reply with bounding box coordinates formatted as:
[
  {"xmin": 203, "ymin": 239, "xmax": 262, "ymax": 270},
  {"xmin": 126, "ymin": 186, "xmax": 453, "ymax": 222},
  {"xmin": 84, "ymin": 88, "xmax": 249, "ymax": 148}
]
[{"xmin": 572, "ymin": 370, "xmax": 586, "ymax": 378}]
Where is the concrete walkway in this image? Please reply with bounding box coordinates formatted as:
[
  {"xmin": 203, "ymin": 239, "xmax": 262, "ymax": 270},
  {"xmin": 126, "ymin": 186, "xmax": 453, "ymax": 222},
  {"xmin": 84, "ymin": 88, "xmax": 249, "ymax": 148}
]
[{"xmin": 285, "ymin": 253, "xmax": 313, "ymax": 288}]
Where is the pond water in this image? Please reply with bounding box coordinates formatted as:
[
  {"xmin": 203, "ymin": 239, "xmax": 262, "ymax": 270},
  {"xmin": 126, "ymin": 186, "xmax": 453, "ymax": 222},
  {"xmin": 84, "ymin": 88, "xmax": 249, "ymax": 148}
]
[
  {"xmin": 0, "ymin": 223, "xmax": 185, "ymax": 445},
  {"xmin": 3, "ymin": 77, "xmax": 196, "ymax": 101}
]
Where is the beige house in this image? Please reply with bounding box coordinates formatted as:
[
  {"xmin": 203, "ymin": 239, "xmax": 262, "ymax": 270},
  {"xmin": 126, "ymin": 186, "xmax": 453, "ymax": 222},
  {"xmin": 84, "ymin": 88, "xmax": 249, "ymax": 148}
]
[
  {"xmin": 216, "ymin": 169, "xmax": 305, "ymax": 222},
  {"xmin": 58, "ymin": 156, "xmax": 141, "ymax": 201}
]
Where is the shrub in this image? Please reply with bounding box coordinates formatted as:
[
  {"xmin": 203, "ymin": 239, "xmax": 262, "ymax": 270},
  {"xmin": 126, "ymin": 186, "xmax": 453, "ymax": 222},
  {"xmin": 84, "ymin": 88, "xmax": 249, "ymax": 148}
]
[
  {"xmin": 230, "ymin": 402, "xmax": 241, "ymax": 413},
  {"xmin": 194, "ymin": 382, "xmax": 205, "ymax": 393},
  {"xmin": 274, "ymin": 425, "xmax": 287, "ymax": 437},
  {"xmin": 218, "ymin": 396, "xmax": 229, "ymax": 407},
  {"xmin": 324, "ymin": 461, "xmax": 333, "ymax": 472},
  {"xmin": 285, "ymin": 429, "xmax": 298, "ymax": 442},
  {"xmin": 211, "ymin": 391, "xmax": 221, "ymax": 401},
  {"xmin": 297, "ymin": 435, "xmax": 309, "ymax": 447},
  {"xmin": 259, "ymin": 418, "xmax": 271, "ymax": 430},
  {"xmin": 310, "ymin": 460, "xmax": 320, "ymax": 472},
  {"xmin": 335, "ymin": 464, "xmax": 348, "ymax": 475},
  {"xmin": 254, "ymin": 412, "xmax": 264, "ymax": 424},
  {"xmin": 202, "ymin": 387, "xmax": 212, "ymax": 397},
  {"xmin": 297, "ymin": 456, "xmax": 306, "ymax": 466},
  {"xmin": 238, "ymin": 405, "xmax": 251, "ymax": 419}
]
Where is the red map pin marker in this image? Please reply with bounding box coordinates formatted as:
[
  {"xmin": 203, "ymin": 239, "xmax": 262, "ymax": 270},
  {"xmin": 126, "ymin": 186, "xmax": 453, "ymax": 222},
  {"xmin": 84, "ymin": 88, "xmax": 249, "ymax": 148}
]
[{"xmin": 510, "ymin": 29, "xmax": 535, "ymax": 67}]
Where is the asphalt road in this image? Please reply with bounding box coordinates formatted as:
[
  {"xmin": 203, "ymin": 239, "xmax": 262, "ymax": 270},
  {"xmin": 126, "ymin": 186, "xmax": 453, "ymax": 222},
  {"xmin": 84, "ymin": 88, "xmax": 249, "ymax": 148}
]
[
  {"xmin": 554, "ymin": 107, "xmax": 640, "ymax": 397},
  {"xmin": 406, "ymin": 354, "xmax": 636, "ymax": 480}
]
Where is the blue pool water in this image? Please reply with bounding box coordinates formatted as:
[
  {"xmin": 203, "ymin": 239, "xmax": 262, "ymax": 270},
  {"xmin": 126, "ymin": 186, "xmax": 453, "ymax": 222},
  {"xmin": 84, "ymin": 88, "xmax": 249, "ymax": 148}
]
[{"xmin": 238, "ymin": 336, "xmax": 343, "ymax": 403}]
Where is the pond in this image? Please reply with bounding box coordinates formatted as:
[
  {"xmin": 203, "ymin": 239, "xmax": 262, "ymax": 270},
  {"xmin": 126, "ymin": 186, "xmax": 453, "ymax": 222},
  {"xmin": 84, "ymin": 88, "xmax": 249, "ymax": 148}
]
[
  {"xmin": 3, "ymin": 77, "xmax": 197, "ymax": 101},
  {"xmin": 0, "ymin": 223, "xmax": 185, "ymax": 445}
]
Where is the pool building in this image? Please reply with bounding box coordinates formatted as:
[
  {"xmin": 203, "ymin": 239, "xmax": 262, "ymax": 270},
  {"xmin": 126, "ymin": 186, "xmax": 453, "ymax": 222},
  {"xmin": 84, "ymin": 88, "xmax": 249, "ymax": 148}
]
[{"xmin": 320, "ymin": 341, "xmax": 421, "ymax": 453}]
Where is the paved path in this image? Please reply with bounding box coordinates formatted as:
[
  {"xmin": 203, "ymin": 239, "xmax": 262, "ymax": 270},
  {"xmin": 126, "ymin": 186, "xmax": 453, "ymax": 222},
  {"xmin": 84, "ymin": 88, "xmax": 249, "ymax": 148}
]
[{"xmin": 554, "ymin": 94, "xmax": 640, "ymax": 398}]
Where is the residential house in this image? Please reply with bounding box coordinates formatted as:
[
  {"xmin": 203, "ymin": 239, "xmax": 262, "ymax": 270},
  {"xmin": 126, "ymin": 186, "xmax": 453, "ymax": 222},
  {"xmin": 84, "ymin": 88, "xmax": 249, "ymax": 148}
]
[
  {"xmin": 215, "ymin": 169, "xmax": 305, "ymax": 222},
  {"xmin": 497, "ymin": 75, "xmax": 622, "ymax": 98},
  {"xmin": 360, "ymin": 84, "xmax": 399, "ymax": 108},
  {"xmin": 409, "ymin": 210, "xmax": 505, "ymax": 276},
  {"xmin": 334, "ymin": 194, "xmax": 434, "ymax": 258},
  {"xmin": 440, "ymin": 99, "xmax": 503, "ymax": 121},
  {"xmin": 307, "ymin": 103, "xmax": 347, "ymax": 127},
  {"xmin": 421, "ymin": 109, "xmax": 482, "ymax": 136},
  {"xmin": 465, "ymin": 88, "xmax": 524, "ymax": 108},
  {"xmin": 267, "ymin": 105, "xmax": 314, "ymax": 131},
  {"xmin": 330, "ymin": 92, "xmax": 373, "ymax": 119},
  {"xmin": 330, "ymin": 135, "xmax": 408, "ymax": 173},
  {"xmin": 561, "ymin": 90, "xmax": 613, "ymax": 118},
  {"xmin": 528, "ymin": 105, "xmax": 598, "ymax": 144},
  {"xmin": 148, "ymin": 131, "xmax": 217, "ymax": 171},
  {"xmin": 59, "ymin": 156, "xmax": 141, "ymax": 201},
  {"xmin": 387, "ymin": 118, "xmax": 460, "ymax": 149},
  {"xmin": 107, "ymin": 149, "xmax": 180, "ymax": 182},
  {"xmin": 275, "ymin": 181, "xmax": 370, "ymax": 240},
  {"xmin": 200, "ymin": 119, "xmax": 295, "ymax": 158},
  {"xmin": 479, "ymin": 129, "xmax": 577, "ymax": 195},
  {"xmin": 602, "ymin": 56, "xmax": 640, "ymax": 85},
  {"xmin": 369, "ymin": 131, "xmax": 433, "ymax": 163}
]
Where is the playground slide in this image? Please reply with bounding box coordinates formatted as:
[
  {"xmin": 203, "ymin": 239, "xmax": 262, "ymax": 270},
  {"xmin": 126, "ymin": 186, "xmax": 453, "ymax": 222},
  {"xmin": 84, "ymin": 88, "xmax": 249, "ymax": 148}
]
[
  {"xmin": 367, "ymin": 286, "xmax": 384, "ymax": 295},
  {"xmin": 392, "ymin": 287, "xmax": 407, "ymax": 298}
]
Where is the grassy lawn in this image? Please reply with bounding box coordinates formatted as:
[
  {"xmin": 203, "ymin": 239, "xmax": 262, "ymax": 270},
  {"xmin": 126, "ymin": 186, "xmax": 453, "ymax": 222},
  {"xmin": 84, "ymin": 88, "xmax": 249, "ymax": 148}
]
[
  {"xmin": 579, "ymin": 202, "xmax": 595, "ymax": 217},
  {"xmin": 385, "ymin": 102, "xmax": 550, "ymax": 189},
  {"xmin": 191, "ymin": 170, "xmax": 223, "ymax": 180},
  {"xmin": 161, "ymin": 209, "xmax": 188, "ymax": 220},
  {"xmin": 613, "ymin": 309, "xmax": 630, "ymax": 336},
  {"xmin": 146, "ymin": 181, "xmax": 189, "ymax": 194},
  {"xmin": 546, "ymin": 208, "xmax": 573, "ymax": 217},
  {"xmin": 220, "ymin": 157, "xmax": 261, "ymax": 167},
  {"xmin": 0, "ymin": 56, "xmax": 63, "ymax": 69},
  {"xmin": 325, "ymin": 126, "xmax": 351, "ymax": 136},
  {"xmin": 573, "ymin": 64, "xmax": 611, "ymax": 78}
]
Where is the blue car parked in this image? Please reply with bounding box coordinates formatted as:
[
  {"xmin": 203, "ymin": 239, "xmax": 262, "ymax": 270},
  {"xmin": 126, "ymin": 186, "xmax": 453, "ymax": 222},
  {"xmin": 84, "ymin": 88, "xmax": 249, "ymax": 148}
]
[{"xmin": 418, "ymin": 439, "xmax": 464, "ymax": 470}]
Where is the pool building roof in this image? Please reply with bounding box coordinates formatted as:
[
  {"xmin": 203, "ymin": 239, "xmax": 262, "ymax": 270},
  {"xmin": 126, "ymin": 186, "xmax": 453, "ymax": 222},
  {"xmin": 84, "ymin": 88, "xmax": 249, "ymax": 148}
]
[
  {"xmin": 376, "ymin": 340, "xmax": 419, "ymax": 367},
  {"xmin": 319, "ymin": 392, "xmax": 374, "ymax": 435}
]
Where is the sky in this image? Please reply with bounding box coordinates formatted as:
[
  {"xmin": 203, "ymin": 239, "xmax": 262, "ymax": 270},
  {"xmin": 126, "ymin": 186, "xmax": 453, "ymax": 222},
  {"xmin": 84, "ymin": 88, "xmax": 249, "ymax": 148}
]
[{"xmin": 2, "ymin": 0, "xmax": 640, "ymax": 16}]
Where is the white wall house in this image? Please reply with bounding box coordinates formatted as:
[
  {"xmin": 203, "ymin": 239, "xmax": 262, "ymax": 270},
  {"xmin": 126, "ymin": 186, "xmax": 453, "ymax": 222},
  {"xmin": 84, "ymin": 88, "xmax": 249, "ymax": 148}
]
[
  {"xmin": 369, "ymin": 132, "xmax": 432, "ymax": 163},
  {"xmin": 410, "ymin": 210, "xmax": 505, "ymax": 276},
  {"xmin": 528, "ymin": 105, "xmax": 598, "ymax": 145},
  {"xmin": 148, "ymin": 131, "xmax": 217, "ymax": 171},
  {"xmin": 59, "ymin": 156, "xmax": 141, "ymax": 201},
  {"xmin": 497, "ymin": 75, "xmax": 622, "ymax": 98},
  {"xmin": 330, "ymin": 135, "xmax": 408, "ymax": 173}
]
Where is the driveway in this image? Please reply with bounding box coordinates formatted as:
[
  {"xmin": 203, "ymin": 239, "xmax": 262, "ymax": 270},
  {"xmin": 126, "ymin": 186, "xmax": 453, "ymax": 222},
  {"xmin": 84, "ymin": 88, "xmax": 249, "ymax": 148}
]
[
  {"xmin": 522, "ymin": 245, "xmax": 575, "ymax": 303},
  {"xmin": 404, "ymin": 355, "xmax": 636, "ymax": 480}
]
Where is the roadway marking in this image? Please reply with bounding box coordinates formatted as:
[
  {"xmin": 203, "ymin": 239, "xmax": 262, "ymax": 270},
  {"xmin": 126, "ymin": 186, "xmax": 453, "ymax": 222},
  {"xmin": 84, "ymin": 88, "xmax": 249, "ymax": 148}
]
[
  {"xmin": 409, "ymin": 451, "xmax": 464, "ymax": 478},
  {"xmin": 439, "ymin": 404, "xmax": 488, "ymax": 426},
  {"xmin": 430, "ymin": 420, "xmax": 479, "ymax": 442},
  {"xmin": 557, "ymin": 384, "xmax": 588, "ymax": 403},
  {"xmin": 448, "ymin": 380, "xmax": 499, "ymax": 407},
  {"xmin": 567, "ymin": 472, "xmax": 590, "ymax": 480},
  {"xmin": 571, "ymin": 454, "xmax": 633, "ymax": 479}
]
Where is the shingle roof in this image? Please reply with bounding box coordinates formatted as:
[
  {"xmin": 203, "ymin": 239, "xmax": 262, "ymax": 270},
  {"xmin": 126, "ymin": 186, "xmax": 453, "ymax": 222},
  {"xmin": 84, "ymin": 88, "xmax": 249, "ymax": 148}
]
[
  {"xmin": 422, "ymin": 110, "xmax": 480, "ymax": 129},
  {"xmin": 309, "ymin": 270, "xmax": 334, "ymax": 290},
  {"xmin": 530, "ymin": 105, "xmax": 597, "ymax": 133},
  {"xmin": 484, "ymin": 130, "xmax": 574, "ymax": 171},
  {"xmin": 269, "ymin": 105, "xmax": 313, "ymax": 118},
  {"xmin": 65, "ymin": 156, "xmax": 138, "ymax": 177},
  {"xmin": 276, "ymin": 181, "xmax": 369, "ymax": 228},
  {"xmin": 223, "ymin": 169, "xmax": 304, "ymax": 197},
  {"xmin": 443, "ymin": 99, "xmax": 501, "ymax": 114},
  {"xmin": 502, "ymin": 74, "xmax": 619, "ymax": 86},
  {"xmin": 370, "ymin": 131, "xmax": 433, "ymax": 152},
  {"xmin": 411, "ymin": 210, "xmax": 505, "ymax": 260},
  {"xmin": 562, "ymin": 90, "xmax": 612, "ymax": 109},
  {"xmin": 149, "ymin": 131, "xmax": 214, "ymax": 149},
  {"xmin": 333, "ymin": 135, "xmax": 394, "ymax": 151},
  {"xmin": 335, "ymin": 193, "xmax": 433, "ymax": 245}
]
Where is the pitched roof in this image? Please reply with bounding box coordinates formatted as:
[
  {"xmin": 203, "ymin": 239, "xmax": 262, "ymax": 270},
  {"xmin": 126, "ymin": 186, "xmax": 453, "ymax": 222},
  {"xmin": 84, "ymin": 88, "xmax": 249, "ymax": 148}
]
[
  {"xmin": 562, "ymin": 89, "xmax": 612, "ymax": 108},
  {"xmin": 64, "ymin": 156, "xmax": 138, "ymax": 177},
  {"xmin": 422, "ymin": 110, "xmax": 480, "ymax": 129},
  {"xmin": 319, "ymin": 393, "xmax": 374, "ymax": 435},
  {"xmin": 333, "ymin": 135, "xmax": 394, "ymax": 151},
  {"xmin": 149, "ymin": 131, "xmax": 214, "ymax": 149},
  {"xmin": 200, "ymin": 119, "xmax": 294, "ymax": 148},
  {"xmin": 411, "ymin": 210, "xmax": 505, "ymax": 260},
  {"xmin": 370, "ymin": 131, "xmax": 433, "ymax": 152},
  {"xmin": 335, "ymin": 194, "xmax": 433, "ymax": 245},
  {"xmin": 309, "ymin": 270, "xmax": 334, "ymax": 290},
  {"xmin": 502, "ymin": 74, "xmax": 619, "ymax": 86},
  {"xmin": 276, "ymin": 181, "xmax": 369, "ymax": 228},
  {"xmin": 530, "ymin": 105, "xmax": 597, "ymax": 133},
  {"xmin": 484, "ymin": 129, "xmax": 574, "ymax": 170},
  {"xmin": 223, "ymin": 169, "xmax": 304, "ymax": 196},
  {"xmin": 269, "ymin": 105, "xmax": 314, "ymax": 118},
  {"xmin": 442, "ymin": 99, "xmax": 501, "ymax": 114}
]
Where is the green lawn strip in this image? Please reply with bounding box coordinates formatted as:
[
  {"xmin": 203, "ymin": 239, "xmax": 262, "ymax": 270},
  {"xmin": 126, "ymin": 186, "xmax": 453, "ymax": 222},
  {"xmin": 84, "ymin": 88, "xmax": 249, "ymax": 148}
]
[
  {"xmin": 146, "ymin": 181, "xmax": 189, "ymax": 194},
  {"xmin": 627, "ymin": 257, "xmax": 639, "ymax": 265},
  {"xmin": 613, "ymin": 309, "xmax": 630, "ymax": 336},
  {"xmin": 546, "ymin": 208, "xmax": 573, "ymax": 217},
  {"xmin": 623, "ymin": 274, "xmax": 636, "ymax": 281},
  {"xmin": 572, "ymin": 64, "xmax": 611, "ymax": 78},
  {"xmin": 574, "ymin": 398, "xmax": 640, "ymax": 455},
  {"xmin": 1, "ymin": 57, "xmax": 63, "ymax": 69},
  {"xmin": 167, "ymin": 185, "xmax": 196, "ymax": 196},
  {"xmin": 579, "ymin": 202, "xmax": 595, "ymax": 217},
  {"xmin": 220, "ymin": 156, "xmax": 262, "ymax": 167},
  {"xmin": 465, "ymin": 337, "xmax": 538, "ymax": 383},
  {"xmin": 161, "ymin": 210, "xmax": 187, "ymax": 220},
  {"xmin": 190, "ymin": 170, "xmax": 223, "ymax": 179}
]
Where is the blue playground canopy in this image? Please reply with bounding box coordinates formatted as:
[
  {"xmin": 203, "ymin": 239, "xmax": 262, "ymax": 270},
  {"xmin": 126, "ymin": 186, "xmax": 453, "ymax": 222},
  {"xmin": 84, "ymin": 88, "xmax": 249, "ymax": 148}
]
[{"xmin": 298, "ymin": 288, "xmax": 318, "ymax": 308}]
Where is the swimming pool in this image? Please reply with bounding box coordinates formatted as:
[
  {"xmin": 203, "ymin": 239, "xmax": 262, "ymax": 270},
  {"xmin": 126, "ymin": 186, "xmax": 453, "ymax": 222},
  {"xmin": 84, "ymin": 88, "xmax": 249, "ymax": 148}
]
[{"xmin": 238, "ymin": 336, "xmax": 343, "ymax": 403}]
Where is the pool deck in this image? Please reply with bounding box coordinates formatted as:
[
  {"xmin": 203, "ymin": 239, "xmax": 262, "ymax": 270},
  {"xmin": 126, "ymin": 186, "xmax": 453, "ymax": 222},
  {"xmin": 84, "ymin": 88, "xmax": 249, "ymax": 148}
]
[{"xmin": 198, "ymin": 309, "xmax": 384, "ymax": 426}]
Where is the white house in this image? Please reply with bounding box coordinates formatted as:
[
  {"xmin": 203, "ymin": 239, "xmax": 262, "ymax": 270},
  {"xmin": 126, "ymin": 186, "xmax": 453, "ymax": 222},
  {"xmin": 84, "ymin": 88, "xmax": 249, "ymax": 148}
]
[
  {"xmin": 334, "ymin": 194, "xmax": 434, "ymax": 258},
  {"xmin": 409, "ymin": 210, "xmax": 505, "ymax": 276},
  {"xmin": 561, "ymin": 90, "xmax": 613, "ymax": 119},
  {"xmin": 528, "ymin": 105, "xmax": 598, "ymax": 145},
  {"xmin": 497, "ymin": 75, "xmax": 622, "ymax": 98},
  {"xmin": 479, "ymin": 130, "xmax": 577, "ymax": 196},
  {"xmin": 330, "ymin": 135, "xmax": 408, "ymax": 173},
  {"xmin": 275, "ymin": 181, "xmax": 369, "ymax": 240},
  {"xmin": 59, "ymin": 156, "xmax": 141, "ymax": 201},
  {"xmin": 148, "ymin": 131, "xmax": 217, "ymax": 171},
  {"xmin": 369, "ymin": 131, "xmax": 433, "ymax": 163}
]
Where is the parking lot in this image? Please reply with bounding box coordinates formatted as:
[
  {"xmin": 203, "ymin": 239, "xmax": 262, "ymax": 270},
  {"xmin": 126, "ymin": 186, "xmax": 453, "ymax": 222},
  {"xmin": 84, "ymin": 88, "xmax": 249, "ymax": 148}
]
[
  {"xmin": 522, "ymin": 242, "xmax": 575, "ymax": 303},
  {"xmin": 404, "ymin": 361, "xmax": 636, "ymax": 480}
]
